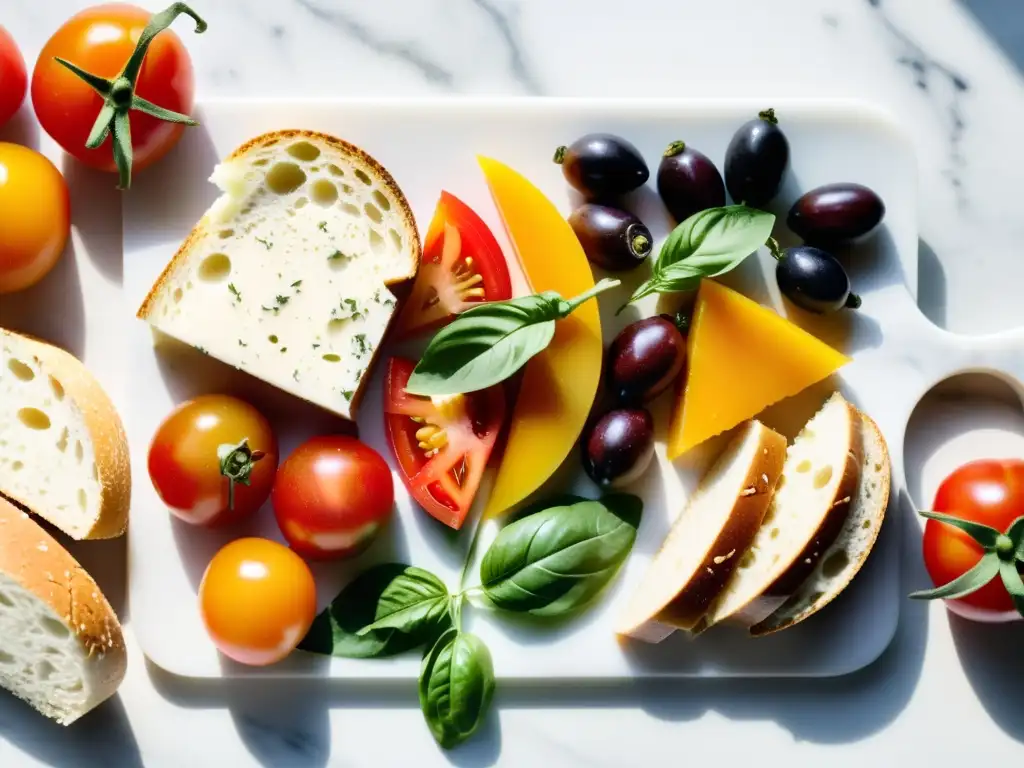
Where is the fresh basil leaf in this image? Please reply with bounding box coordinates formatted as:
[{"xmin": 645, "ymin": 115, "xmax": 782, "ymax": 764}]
[
  {"xmin": 357, "ymin": 567, "xmax": 452, "ymax": 635},
  {"xmin": 480, "ymin": 494, "xmax": 643, "ymax": 617},
  {"xmin": 406, "ymin": 278, "xmax": 619, "ymax": 396},
  {"xmin": 419, "ymin": 630, "xmax": 495, "ymax": 750},
  {"xmin": 628, "ymin": 205, "xmax": 775, "ymax": 303},
  {"xmin": 298, "ymin": 563, "xmax": 450, "ymax": 659}
]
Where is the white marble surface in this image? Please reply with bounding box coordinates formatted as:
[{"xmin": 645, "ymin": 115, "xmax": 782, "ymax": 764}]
[{"xmin": 1, "ymin": 0, "xmax": 1022, "ymax": 765}]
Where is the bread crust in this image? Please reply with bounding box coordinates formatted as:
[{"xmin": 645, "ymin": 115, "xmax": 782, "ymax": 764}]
[
  {"xmin": 617, "ymin": 421, "xmax": 786, "ymax": 641},
  {"xmin": 134, "ymin": 129, "xmax": 421, "ymax": 421},
  {"xmin": 137, "ymin": 129, "xmax": 421, "ymax": 322},
  {"xmin": 750, "ymin": 411, "xmax": 891, "ymax": 637},
  {"xmin": 0, "ymin": 497, "xmax": 127, "ymax": 724},
  {"xmin": 0, "ymin": 329, "xmax": 130, "ymax": 540},
  {"xmin": 657, "ymin": 425, "xmax": 787, "ymax": 630}
]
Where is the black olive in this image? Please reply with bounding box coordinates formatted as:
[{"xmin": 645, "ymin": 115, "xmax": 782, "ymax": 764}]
[
  {"xmin": 787, "ymin": 183, "xmax": 885, "ymax": 244},
  {"xmin": 772, "ymin": 243, "xmax": 861, "ymax": 314},
  {"xmin": 582, "ymin": 408, "xmax": 655, "ymax": 488},
  {"xmin": 724, "ymin": 108, "xmax": 790, "ymax": 207},
  {"xmin": 554, "ymin": 134, "xmax": 649, "ymax": 199},
  {"xmin": 568, "ymin": 204, "xmax": 652, "ymax": 272},
  {"xmin": 606, "ymin": 315, "xmax": 687, "ymax": 403},
  {"xmin": 657, "ymin": 141, "xmax": 726, "ymax": 222}
]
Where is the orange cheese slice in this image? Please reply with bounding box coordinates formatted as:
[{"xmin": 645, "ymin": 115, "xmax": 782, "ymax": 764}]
[
  {"xmin": 668, "ymin": 279, "xmax": 851, "ymax": 458},
  {"xmin": 478, "ymin": 156, "xmax": 603, "ymax": 518}
]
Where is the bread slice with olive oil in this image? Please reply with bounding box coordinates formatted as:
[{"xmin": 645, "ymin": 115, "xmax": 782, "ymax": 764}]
[
  {"xmin": 751, "ymin": 412, "xmax": 890, "ymax": 636},
  {"xmin": 137, "ymin": 130, "xmax": 421, "ymax": 420},
  {"xmin": 698, "ymin": 393, "xmax": 863, "ymax": 630},
  {"xmin": 616, "ymin": 420, "xmax": 786, "ymax": 643}
]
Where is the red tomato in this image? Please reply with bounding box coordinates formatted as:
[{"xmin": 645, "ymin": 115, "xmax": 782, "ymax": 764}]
[
  {"xmin": 0, "ymin": 143, "xmax": 70, "ymax": 294},
  {"xmin": 200, "ymin": 538, "xmax": 317, "ymax": 666},
  {"xmin": 0, "ymin": 27, "xmax": 27, "ymax": 126},
  {"xmin": 31, "ymin": 4, "xmax": 200, "ymax": 178},
  {"xmin": 148, "ymin": 395, "xmax": 278, "ymax": 527},
  {"xmin": 384, "ymin": 357, "xmax": 506, "ymax": 530},
  {"xmin": 272, "ymin": 436, "xmax": 394, "ymax": 560},
  {"xmin": 394, "ymin": 191, "xmax": 512, "ymax": 338},
  {"xmin": 923, "ymin": 459, "xmax": 1024, "ymax": 623}
]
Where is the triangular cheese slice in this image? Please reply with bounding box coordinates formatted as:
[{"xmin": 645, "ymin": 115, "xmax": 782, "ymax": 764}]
[{"xmin": 668, "ymin": 279, "xmax": 851, "ymax": 459}]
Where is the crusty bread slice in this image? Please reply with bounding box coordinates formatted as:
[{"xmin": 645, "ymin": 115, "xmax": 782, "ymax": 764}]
[
  {"xmin": 0, "ymin": 329, "xmax": 130, "ymax": 540},
  {"xmin": 137, "ymin": 130, "xmax": 421, "ymax": 420},
  {"xmin": 0, "ymin": 497, "xmax": 126, "ymax": 724},
  {"xmin": 616, "ymin": 420, "xmax": 786, "ymax": 643},
  {"xmin": 751, "ymin": 412, "xmax": 891, "ymax": 636},
  {"xmin": 701, "ymin": 393, "xmax": 863, "ymax": 630}
]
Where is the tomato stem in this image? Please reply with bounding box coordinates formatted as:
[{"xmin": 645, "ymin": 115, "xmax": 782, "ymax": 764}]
[
  {"xmin": 217, "ymin": 439, "xmax": 265, "ymax": 512},
  {"xmin": 52, "ymin": 2, "xmax": 207, "ymax": 189}
]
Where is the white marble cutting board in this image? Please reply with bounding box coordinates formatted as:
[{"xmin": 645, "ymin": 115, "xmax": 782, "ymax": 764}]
[{"xmin": 121, "ymin": 98, "xmax": 1021, "ymax": 681}]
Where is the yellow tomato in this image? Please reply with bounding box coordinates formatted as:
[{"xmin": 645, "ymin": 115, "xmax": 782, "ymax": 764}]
[
  {"xmin": 199, "ymin": 538, "xmax": 317, "ymax": 666},
  {"xmin": 0, "ymin": 142, "xmax": 70, "ymax": 293}
]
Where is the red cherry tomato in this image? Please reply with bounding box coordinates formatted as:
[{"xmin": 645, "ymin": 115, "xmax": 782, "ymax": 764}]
[
  {"xmin": 148, "ymin": 395, "xmax": 278, "ymax": 527},
  {"xmin": 923, "ymin": 459, "xmax": 1024, "ymax": 623},
  {"xmin": 272, "ymin": 436, "xmax": 394, "ymax": 560},
  {"xmin": 0, "ymin": 27, "xmax": 27, "ymax": 126},
  {"xmin": 394, "ymin": 191, "xmax": 512, "ymax": 338},
  {"xmin": 383, "ymin": 357, "xmax": 506, "ymax": 530},
  {"xmin": 200, "ymin": 538, "xmax": 317, "ymax": 666},
  {"xmin": 31, "ymin": 4, "xmax": 202, "ymax": 180}
]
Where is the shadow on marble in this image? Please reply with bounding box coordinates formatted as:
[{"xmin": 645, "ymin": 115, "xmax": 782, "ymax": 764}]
[
  {"xmin": 0, "ymin": 692, "xmax": 141, "ymax": 768},
  {"xmin": 0, "ymin": 224, "xmax": 86, "ymax": 358},
  {"xmin": 62, "ymin": 155, "xmax": 124, "ymax": 286},
  {"xmin": 917, "ymin": 239, "xmax": 947, "ymax": 329},
  {"xmin": 0, "ymin": 105, "xmax": 39, "ymax": 149},
  {"xmin": 960, "ymin": 0, "xmax": 1024, "ymax": 75},
  {"xmin": 950, "ymin": 614, "xmax": 1024, "ymax": 744}
]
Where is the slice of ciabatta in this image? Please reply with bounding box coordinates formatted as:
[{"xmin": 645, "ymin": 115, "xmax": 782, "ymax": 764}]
[
  {"xmin": 752, "ymin": 412, "xmax": 890, "ymax": 636},
  {"xmin": 0, "ymin": 329, "xmax": 130, "ymax": 540},
  {"xmin": 701, "ymin": 392, "xmax": 863, "ymax": 630},
  {"xmin": 0, "ymin": 497, "xmax": 127, "ymax": 725},
  {"xmin": 616, "ymin": 420, "xmax": 786, "ymax": 643},
  {"xmin": 137, "ymin": 130, "xmax": 421, "ymax": 420}
]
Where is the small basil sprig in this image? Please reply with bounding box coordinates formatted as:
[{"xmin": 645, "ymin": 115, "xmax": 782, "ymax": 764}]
[
  {"xmin": 405, "ymin": 278, "xmax": 620, "ymax": 396},
  {"xmin": 909, "ymin": 511, "xmax": 1024, "ymax": 616},
  {"xmin": 297, "ymin": 564, "xmax": 451, "ymax": 659},
  {"xmin": 419, "ymin": 629, "xmax": 496, "ymax": 749},
  {"xmin": 299, "ymin": 493, "xmax": 643, "ymax": 751},
  {"xmin": 480, "ymin": 495, "xmax": 642, "ymax": 616},
  {"xmin": 626, "ymin": 205, "xmax": 775, "ymax": 306}
]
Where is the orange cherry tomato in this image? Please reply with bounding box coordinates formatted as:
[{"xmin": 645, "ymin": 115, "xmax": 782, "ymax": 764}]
[
  {"xmin": 923, "ymin": 459, "xmax": 1024, "ymax": 623},
  {"xmin": 148, "ymin": 395, "xmax": 278, "ymax": 527},
  {"xmin": 199, "ymin": 538, "xmax": 317, "ymax": 666},
  {"xmin": 0, "ymin": 26, "xmax": 27, "ymax": 126},
  {"xmin": 0, "ymin": 143, "xmax": 70, "ymax": 294},
  {"xmin": 31, "ymin": 4, "xmax": 201, "ymax": 178}
]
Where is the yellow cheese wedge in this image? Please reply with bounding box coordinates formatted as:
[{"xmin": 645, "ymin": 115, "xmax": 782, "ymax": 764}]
[
  {"xmin": 668, "ymin": 279, "xmax": 851, "ymax": 459},
  {"xmin": 478, "ymin": 156, "xmax": 602, "ymax": 517}
]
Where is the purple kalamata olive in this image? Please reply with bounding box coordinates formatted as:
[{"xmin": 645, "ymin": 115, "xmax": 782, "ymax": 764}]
[
  {"xmin": 787, "ymin": 182, "xmax": 885, "ymax": 244},
  {"xmin": 657, "ymin": 141, "xmax": 726, "ymax": 222},
  {"xmin": 606, "ymin": 315, "xmax": 687, "ymax": 403},
  {"xmin": 569, "ymin": 204, "xmax": 652, "ymax": 272},
  {"xmin": 724, "ymin": 108, "xmax": 790, "ymax": 207},
  {"xmin": 554, "ymin": 134, "xmax": 649, "ymax": 199},
  {"xmin": 582, "ymin": 407, "xmax": 655, "ymax": 488}
]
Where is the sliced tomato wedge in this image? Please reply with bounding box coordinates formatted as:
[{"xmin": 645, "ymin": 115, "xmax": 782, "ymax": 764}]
[
  {"xmin": 395, "ymin": 191, "xmax": 512, "ymax": 338},
  {"xmin": 384, "ymin": 358, "xmax": 506, "ymax": 529}
]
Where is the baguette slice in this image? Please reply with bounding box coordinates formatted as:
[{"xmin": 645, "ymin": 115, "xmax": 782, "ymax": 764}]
[
  {"xmin": 0, "ymin": 329, "xmax": 130, "ymax": 540},
  {"xmin": 616, "ymin": 420, "xmax": 786, "ymax": 643},
  {"xmin": 137, "ymin": 130, "xmax": 421, "ymax": 421},
  {"xmin": 752, "ymin": 412, "xmax": 890, "ymax": 636},
  {"xmin": 0, "ymin": 497, "xmax": 127, "ymax": 724},
  {"xmin": 701, "ymin": 392, "xmax": 863, "ymax": 630}
]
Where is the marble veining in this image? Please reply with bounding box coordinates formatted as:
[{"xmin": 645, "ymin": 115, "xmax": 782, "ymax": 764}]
[{"xmin": 0, "ymin": 0, "xmax": 1022, "ymax": 766}]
